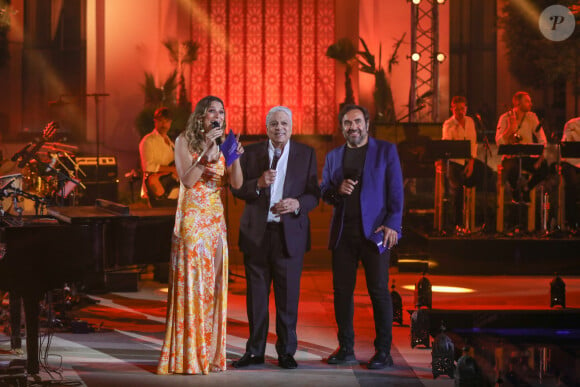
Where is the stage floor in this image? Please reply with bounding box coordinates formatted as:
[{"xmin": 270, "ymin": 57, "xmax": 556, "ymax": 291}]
[{"xmin": 1, "ymin": 264, "xmax": 579, "ymax": 386}]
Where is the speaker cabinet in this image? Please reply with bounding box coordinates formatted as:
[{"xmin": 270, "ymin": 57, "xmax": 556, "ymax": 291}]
[{"xmin": 78, "ymin": 181, "xmax": 118, "ymax": 205}]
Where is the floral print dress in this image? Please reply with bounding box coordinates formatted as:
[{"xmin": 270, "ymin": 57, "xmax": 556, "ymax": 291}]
[{"xmin": 158, "ymin": 154, "xmax": 228, "ymax": 375}]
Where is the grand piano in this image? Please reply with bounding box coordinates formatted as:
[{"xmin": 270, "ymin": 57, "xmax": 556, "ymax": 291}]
[{"xmin": 0, "ymin": 199, "xmax": 175, "ymax": 374}]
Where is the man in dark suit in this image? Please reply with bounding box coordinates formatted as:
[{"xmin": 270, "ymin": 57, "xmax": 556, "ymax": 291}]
[
  {"xmin": 321, "ymin": 104, "xmax": 404, "ymax": 369},
  {"xmin": 231, "ymin": 106, "xmax": 319, "ymax": 369}
]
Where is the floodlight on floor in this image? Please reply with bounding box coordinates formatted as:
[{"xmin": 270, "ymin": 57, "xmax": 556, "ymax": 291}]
[
  {"xmin": 550, "ymin": 273, "xmax": 566, "ymax": 308},
  {"xmin": 414, "ymin": 272, "xmax": 432, "ymax": 309}
]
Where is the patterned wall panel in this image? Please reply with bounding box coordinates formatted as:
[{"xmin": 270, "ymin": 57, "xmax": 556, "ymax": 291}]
[{"xmin": 189, "ymin": 0, "xmax": 335, "ymax": 135}]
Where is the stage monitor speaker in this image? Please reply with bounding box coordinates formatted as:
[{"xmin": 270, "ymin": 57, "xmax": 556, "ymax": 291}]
[
  {"xmin": 78, "ymin": 180, "xmax": 118, "ymax": 205},
  {"xmin": 76, "ymin": 156, "xmax": 118, "ymax": 181}
]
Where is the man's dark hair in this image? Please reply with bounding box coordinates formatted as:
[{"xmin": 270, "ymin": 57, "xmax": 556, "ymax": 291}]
[
  {"xmin": 512, "ymin": 91, "xmax": 530, "ymax": 107},
  {"xmin": 338, "ymin": 104, "xmax": 370, "ymax": 125},
  {"xmin": 154, "ymin": 107, "xmax": 171, "ymax": 120},
  {"xmin": 451, "ymin": 96, "xmax": 467, "ymax": 105}
]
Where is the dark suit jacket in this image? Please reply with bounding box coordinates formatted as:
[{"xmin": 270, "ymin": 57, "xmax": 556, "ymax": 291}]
[
  {"xmin": 231, "ymin": 140, "xmax": 320, "ymax": 257},
  {"xmin": 320, "ymin": 137, "xmax": 404, "ymax": 250}
]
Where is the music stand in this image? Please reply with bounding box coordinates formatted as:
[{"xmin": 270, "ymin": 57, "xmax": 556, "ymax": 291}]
[
  {"xmin": 560, "ymin": 141, "xmax": 580, "ymax": 158},
  {"xmin": 426, "ymin": 140, "xmax": 471, "ymax": 161},
  {"xmin": 427, "ymin": 140, "xmax": 471, "ymax": 233}
]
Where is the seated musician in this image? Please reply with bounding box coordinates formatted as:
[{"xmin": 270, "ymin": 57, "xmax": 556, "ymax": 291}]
[
  {"xmin": 561, "ymin": 117, "xmax": 580, "ymax": 230},
  {"xmin": 139, "ymin": 107, "xmax": 179, "ymax": 206},
  {"xmin": 495, "ymin": 91, "xmax": 548, "ymax": 203},
  {"xmin": 441, "ymin": 96, "xmax": 480, "ymax": 228}
]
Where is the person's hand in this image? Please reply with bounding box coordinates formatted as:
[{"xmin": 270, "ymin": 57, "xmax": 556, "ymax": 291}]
[
  {"xmin": 338, "ymin": 179, "xmax": 358, "ymax": 195},
  {"xmin": 507, "ymin": 109, "xmax": 517, "ymax": 129},
  {"xmin": 204, "ymin": 124, "xmax": 224, "ymax": 147},
  {"xmin": 464, "ymin": 159, "xmax": 474, "ymax": 178},
  {"xmin": 271, "ymin": 198, "xmax": 300, "ymax": 215},
  {"xmin": 235, "ymin": 133, "xmax": 244, "ymax": 155},
  {"xmin": 374, "ymin": 225, "xmax": 399, "ymax": 249},
  {"xmin": 257, "ymin": 169, "xmax": 276, "ymax": 189}
]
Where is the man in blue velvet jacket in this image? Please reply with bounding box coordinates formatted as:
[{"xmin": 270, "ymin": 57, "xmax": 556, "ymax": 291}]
[{"xmin": 321, "ymin": 104, "xmax": 404, "ymax": 369}]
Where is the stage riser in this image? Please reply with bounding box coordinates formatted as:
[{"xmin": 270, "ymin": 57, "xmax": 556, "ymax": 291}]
[
  {"xmin": 422, "ymin": 309, "xmax": 580, "ymax": 336},
  {"xmin": 425, "ymin": 238, "xmax": 580, "ymax": 275}
]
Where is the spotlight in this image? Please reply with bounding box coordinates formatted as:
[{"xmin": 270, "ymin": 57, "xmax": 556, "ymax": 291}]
[
  {"xmin": 410, "ymin": 52, "xmax": 421, "ymax": 62},
  {"xmin": 436, "ymin": 52, "xmax": 446, "ymax": 63},
  {"xmin": 411, "ymin": 0, "xmax": 421, "ymax": 4},
  {"xmin": 436, "ymin": 0, "xmax": 447, "ymax": 4},
  {"xmin": 550, "ymin": 273, "xmax": 566, "ymax": 308}
]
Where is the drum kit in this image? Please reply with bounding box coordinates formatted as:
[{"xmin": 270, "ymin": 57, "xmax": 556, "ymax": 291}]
[{"xmin": 0, "ymin": 122, "xmax": 86, "ymax": 217}]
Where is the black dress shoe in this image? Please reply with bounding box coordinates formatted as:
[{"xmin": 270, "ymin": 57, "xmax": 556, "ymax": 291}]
[
  {"xmin": 327, "ymin": 347, "xmax": 358, "ymax": 365},
  {"xmin": 278, "ymin": 354, "xmax": 298, "ymax": 369},
  {"xmin": 367, "ymin": 351, "xmax": 393, "ymax": 369},
  {"xmin": 232, "ymin": 352, "xmax": 265, "ymax": 368}
]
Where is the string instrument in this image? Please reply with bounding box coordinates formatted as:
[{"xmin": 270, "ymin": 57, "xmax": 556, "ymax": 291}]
[{"xmin": 145, "ymin": 162, "xmax": 178, "ymax": 199}]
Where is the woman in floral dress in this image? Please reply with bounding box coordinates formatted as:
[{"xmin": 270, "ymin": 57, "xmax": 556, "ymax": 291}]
[{"xmin": 158, "ymin": 96, "xmax": 243, "ymax": 375}]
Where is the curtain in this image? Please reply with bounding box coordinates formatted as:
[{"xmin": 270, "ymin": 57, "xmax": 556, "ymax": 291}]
[{"xmin": 189, "ymin": 0, "xmax": 335, "ymax": 135}]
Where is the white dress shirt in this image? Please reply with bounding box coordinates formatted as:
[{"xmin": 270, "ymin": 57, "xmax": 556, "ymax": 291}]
[
  {"xmin": 139, "ymin": 129, "xmax": 176, "ymax": 198},
  {"xmin": 267, "ymin": 140, "xmax": 290, "ymax": 222}
]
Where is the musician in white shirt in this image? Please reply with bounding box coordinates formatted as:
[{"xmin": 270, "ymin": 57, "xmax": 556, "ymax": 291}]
[
  {"xmin": 139, "ymin": 107, "xmax": 179, "ymax": 204},
  {"xmin": 495, "ymin": 91, "xmax": 548, "ymax": 203},
  {"xmin": 561, "ymin": 117, "xmax": 580, "ymax": 228},
  {"xmin": 441, "ymin": 96, "xmax": 480, "ymax": 228}
]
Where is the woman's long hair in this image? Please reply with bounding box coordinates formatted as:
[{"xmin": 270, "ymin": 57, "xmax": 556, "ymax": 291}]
[{"xmin": 183, "ymin": 96, "xmax": 226, "ymax": 154}]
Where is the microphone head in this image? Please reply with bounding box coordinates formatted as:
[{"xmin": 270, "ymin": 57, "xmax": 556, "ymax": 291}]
[
  {"xmin": 273, "ymin": 148, "xmax": 282, "ymax": 159},
  {"xmin": 211, "ymin": 121, "xmax": 223, "ymax": 145},
  {"xmin": 344, "ymin": 168, "xmax": 360, "ymax": 181}
]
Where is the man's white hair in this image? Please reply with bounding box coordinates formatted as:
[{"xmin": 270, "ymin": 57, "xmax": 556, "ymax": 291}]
[{"xmin": 266, "ymin": 106, "xmax": 293, "ymax": 127}]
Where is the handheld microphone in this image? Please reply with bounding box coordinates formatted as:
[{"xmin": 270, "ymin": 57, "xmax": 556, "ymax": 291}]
[
  {"xmin": 212, "ymin": 121, "xmax": 222, "ymax": 146},
  {"xmin": 344, "ymin": 168, "xmax": 361, "ymax": 182},
  {"xmin": 270, "ymin": 148, "xmax": 282, "ymax": 170}
]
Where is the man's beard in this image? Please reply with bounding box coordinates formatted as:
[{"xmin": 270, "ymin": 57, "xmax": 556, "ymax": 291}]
[{"xmin": 346, "ymin": 130, "xmax": 367, "ymax": 147}]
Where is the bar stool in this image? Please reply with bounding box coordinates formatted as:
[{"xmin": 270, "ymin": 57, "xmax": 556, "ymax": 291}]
[
  {"xmin": 463, "ymin": 186, "xmax": 476, "ymax": 232},
  {"xmin": 496, "ymin": 164, "xmax": 536, "ymax": 233}
]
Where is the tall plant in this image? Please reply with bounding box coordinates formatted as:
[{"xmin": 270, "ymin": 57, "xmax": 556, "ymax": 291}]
[
  {"xmin": 326, "ymin": 38, "xmax": 357, "ymax": 108},
  {"xmin": 357, "ymin": 34, "xmax": 405, "ymax": 123},
  {"xmin": 135, "ymin": 40, "xmax": 200, "ymax": 139}
]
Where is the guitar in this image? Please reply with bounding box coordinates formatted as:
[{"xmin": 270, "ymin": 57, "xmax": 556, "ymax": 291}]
[{"xmin": 146, "ymin": 170, "xmax": 179, "ymax": 199}]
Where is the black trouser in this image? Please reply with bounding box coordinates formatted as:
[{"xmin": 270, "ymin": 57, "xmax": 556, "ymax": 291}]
[
  {"xmin": 332, "ymin": 225, "xmax": 392, "ymax": 353},
  {"xmin": 446, "ymin": 160, "xmax": 484, "ymax": 227},
  {"xmin": 562, "ymin": 162, "xmax": 580, "ymax": 228},
  {"xmin": 9, "ymin": 292, "xmax": 21, "ymax": 349},
  {"xmin": 502, "ymin": 157, "xmax": 549, "ymax": 198},
  {"xmin": 243, "ymin": 223, "xmax": 303, "ymax": 357}
]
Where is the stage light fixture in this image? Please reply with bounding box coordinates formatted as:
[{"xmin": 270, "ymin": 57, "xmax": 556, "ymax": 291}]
[
  {"xmin": 411, "ymin": 52, "xmax": 421, "ymax": 62},
  {"xmin": 436, "ymin": 52, "xmax": 446, "ymax": 63},
  {"xmin": 411, "ymin": 0, "xmax": 421, "ymax": 4},
  {"xmin": 550, "ymin": 273, "xmax": 566, "ymax": 308},
  {"xmin": 436, "ymin": 0, "xmax": 447, "ymax": 4},
  {"xmin": 414, "ymin": 273, "xmax": 432, "ymax": 309}
]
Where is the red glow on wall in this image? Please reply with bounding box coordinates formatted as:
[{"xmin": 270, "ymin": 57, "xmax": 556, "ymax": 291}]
[{"xmin": 189, "ymin": 0, "xmax": 336, "ymax": 135}]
